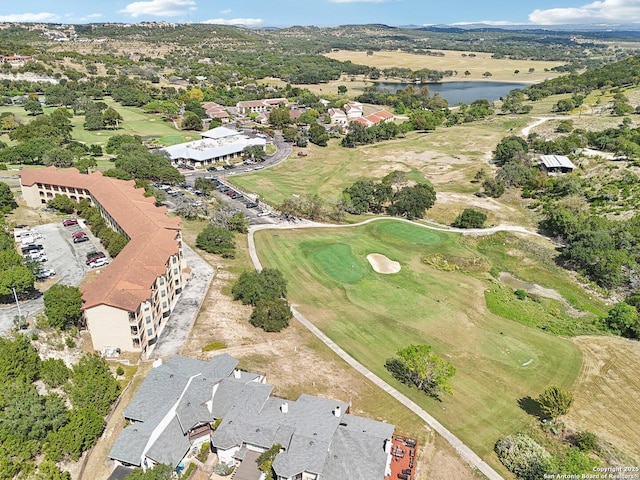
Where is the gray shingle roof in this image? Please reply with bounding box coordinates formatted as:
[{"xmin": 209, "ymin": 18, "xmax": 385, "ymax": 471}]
[
  {"xmin": 111, "ymin": 354, "xmax": 238, "ymax": 466},
  {"xmin": 145, "ymin": 416, "xmax": 192, "ymax": 467},
  {"xmin": 111, "ymin": 354, "xmax": 394, "ymax": 480}
]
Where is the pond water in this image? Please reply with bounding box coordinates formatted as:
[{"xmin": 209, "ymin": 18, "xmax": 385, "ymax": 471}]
[{"xmin": 372, "ymin": 81, "xmax": 529, "ymax": 105}]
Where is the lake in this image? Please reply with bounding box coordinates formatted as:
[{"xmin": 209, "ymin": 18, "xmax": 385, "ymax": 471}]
[{"xmin": 372, "ymin": 81, "xmax": 529, "ymax": 105}]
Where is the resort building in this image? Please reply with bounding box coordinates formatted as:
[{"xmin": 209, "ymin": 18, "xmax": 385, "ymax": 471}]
[
  {"xmin": 236, "ymin": 97, "xmax": 289, "ymax": 115},
  {"xmin": 19, "ymin": 167, "xmax": 188, "ymax": 355},
  {"xmin": 109, "ymin": 354, "xmax": 395, "ymax": 480},
  {"xmin": 161, "ymin": 126, "xmax": 266, "ymax": 167}
]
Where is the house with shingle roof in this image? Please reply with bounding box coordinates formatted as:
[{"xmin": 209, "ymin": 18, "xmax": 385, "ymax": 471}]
[
  {"xmin": 19, "ymin": 167, "xmax": 187, "ymax": 354},
  {"xmin": 109, "ymin": 354, "xmax": 394, "ymax": 480}
]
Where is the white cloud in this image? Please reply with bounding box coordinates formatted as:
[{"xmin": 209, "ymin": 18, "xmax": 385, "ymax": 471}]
[
  {"xmin": 120, "ymin": 0, "xmax": 197, "ymax": 18},
  {"xmin": 220, "ymin": 8, "xmax": 232, "ymax": 14},
  {"xmin": 0, "ymin": 12, "xmax": 59, "ymax": 22},
  {"xmin": 202, "ymin": 18, "xmax": 263, "ymax": 26},
  {"xmin": 529, "ymin": 0, "xmax": 640, "ymax": 24}
]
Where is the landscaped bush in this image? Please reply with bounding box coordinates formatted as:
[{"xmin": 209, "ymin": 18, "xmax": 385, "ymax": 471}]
[
  {"xmin": 495, "ymin": 433, "xmax": 553, "ymax": 480},
  {"xmin": 452, "ymin": 208, "xmax": 487, "ymax": 228},
  {"xmin": 196, "ymin": 225, "xmax": 236, "ymax": 258}
]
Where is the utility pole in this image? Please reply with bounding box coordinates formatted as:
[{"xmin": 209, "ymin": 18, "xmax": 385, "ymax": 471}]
[{"xmin": 12, "ymin": 287, "xmax": 22, "ymax": 319}]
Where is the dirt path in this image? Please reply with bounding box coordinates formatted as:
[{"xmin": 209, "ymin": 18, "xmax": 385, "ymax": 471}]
[{"xmin": 520, "ymin": 116, "xmax": 565, "ymax": 137}]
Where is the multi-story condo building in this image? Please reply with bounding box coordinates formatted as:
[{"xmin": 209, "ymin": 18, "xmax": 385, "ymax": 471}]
[{"xmin": 19, "ymin": 167, "xmax": 188, "ymax": 355}]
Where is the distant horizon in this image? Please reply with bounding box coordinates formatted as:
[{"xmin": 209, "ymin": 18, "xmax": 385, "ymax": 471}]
[{"xmin": 2, "ymin": 0, "xmax": 640, "ymax": 29}]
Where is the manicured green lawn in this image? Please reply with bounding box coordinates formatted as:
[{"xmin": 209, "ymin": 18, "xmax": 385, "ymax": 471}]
[
  {"xmin": 0, "ymin": 99, "xmax": 195, "ymax": 148},
  {"xmin": 255, "ymin": 220, "xmax": 583, "ymax": 463}
]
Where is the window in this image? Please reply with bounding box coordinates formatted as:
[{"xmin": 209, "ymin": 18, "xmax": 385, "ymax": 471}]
[
  {"xmin": 162, "ymin": 302, "xmax": 167, "ymax": 309},
  {"xmin": 173, "ymin": 268, "xmax": 178, "ymax": 275},
  {"xmin": 161, "ymin": 290, "xmax": 166, "ymax": 297},
  {"xmin": 145, "ymin": 316, "xmax": 151, "ymax": 324},
  {"xmin": 159, "ymin": 277, "xmax": 165, "ymax": 285},
  {"xmin": 147, "ymin": 328, "xmax": 153, "ymax": 336},
  {"xmin": 172, "ymin": 257, "xmax": 177, "ymax": 264}
]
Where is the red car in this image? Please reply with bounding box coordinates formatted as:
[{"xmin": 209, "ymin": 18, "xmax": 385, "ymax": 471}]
[
  {"xmin": 71, "ymin": 231, "xmax": 87, "ymax": 239},
  {"xmin": 63, "ymin": 219, "xmax": 78, "ymax": 227}
]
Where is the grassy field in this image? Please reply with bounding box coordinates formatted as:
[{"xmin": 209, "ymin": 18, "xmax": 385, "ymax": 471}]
[
  {"xmin": 254, "ymin": 220, "xmax": 584, "ymax": 466},
  {"xmin": 325, "ymin": 49, "xmax": 567, "ymax": 83},
  {"xmin": 230, "ymin": 117, "xmax": 538, "ymax": 225},
  {"xmin": 0, "ymin": 99, "xmax": 194, "ymax": 148}
]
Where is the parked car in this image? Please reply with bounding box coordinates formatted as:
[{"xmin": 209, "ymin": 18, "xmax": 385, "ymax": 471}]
[
  {"xmin": 90, "ymin": 258, "xmax": 109, "ymax": 268},
  {"xmin": 71, "ymin": 231, "xmax": 87, "ymax": 239},
  {"xmin": 35, "ymin": 268, "xmax": 56, "ymax": 280},
  {"xmin": 63, "ymin": 218, "xmax": 78, "ymax": 226},
  {"xmin": 225, "ymin": 190, "xmax": 236, "ymax": 196},
  {"xmin": 257, "ymin": 210, "xmax": 271, "ymax": 217},
  {"xmin": 230, "ymin": 193, "xmax": 243, "ymax": 200},
  {"xmin": 86, "ymin": 252, "xmax": 105, "ymax": 265},
  {"xmin": 21, "ymin": 244, "xmax": 43, "ymax": 253},
  {"xmin": 246, "ymin": 202, "xmax": 259, "ymax": 209},
  {"xmin": 73, "ymin": 236, "xmax": 89, "ymax": 244},
  {"xmin": 297, "ymin": 151, "xmax": 308, "ymax": 157}
]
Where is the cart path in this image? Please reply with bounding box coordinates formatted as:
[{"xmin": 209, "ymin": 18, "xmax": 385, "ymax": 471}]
[{"xmin": 247, "ymin": 216, "xmax": 512, "ymax": 480}]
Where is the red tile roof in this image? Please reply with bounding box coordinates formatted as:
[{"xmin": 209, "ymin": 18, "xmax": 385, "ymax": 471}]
[{"xmin": 20, "ymin": 167, "xmax": 181, "ymax": 312}]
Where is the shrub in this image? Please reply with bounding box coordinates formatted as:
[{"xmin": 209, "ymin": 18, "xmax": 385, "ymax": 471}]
[
  {"xmin": 249, "ymin": 298, "xmax": 293, "ymax": 332},
  {"xmin": 452, "ymin": 208, "xmax": 487, "ymax": 228},
  {"xmin": 196, "ymin": 225, "xmax": 235, "ymax": 258},
  {"xmin": 514, "ymin": 289, "xmax": 527, "ymax": 300},
  {"xmin": 573, "ymin": 431, "xmax": 598, "ymax": 452},
  {"xmin": 115, "ymin": 366, "xmax": 124, "ymax": 376},
  {"xmin": 495, "ymin": 434, "xmax": 553, "ymax": 480}
]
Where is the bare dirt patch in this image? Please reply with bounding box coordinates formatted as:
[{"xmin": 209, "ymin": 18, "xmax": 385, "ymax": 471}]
[
  {"xmin": 367, "ymin": 253, "xmax": 401, "ymax": 274},
  {"xmin": 567, "ymin": 336, "xmax": 640, "ymax": 464}
]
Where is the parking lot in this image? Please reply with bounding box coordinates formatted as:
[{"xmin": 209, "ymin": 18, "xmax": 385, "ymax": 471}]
[{"xmin": 0, "ymin": 220, "xmax": 110, "ymax": 334}]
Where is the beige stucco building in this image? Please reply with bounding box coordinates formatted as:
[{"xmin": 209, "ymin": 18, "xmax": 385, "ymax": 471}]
[{"xmin": 19, "ymin": 167, "xmax": 188, "ymax": 354}]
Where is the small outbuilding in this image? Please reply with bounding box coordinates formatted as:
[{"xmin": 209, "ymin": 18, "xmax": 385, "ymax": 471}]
[{"xmin": 539, "ymin": 155, "xmax": 576, "ymax": 174}]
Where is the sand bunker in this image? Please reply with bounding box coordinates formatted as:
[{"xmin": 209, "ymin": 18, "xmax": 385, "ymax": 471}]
[{"xmin": 367, "ymin": 253, "xmax": 401, "ymax": 274}]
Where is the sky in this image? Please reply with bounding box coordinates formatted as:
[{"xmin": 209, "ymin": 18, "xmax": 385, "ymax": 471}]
[{"xmin": 2, "ymin": 0, "xmax": 640, "ymax": 27}]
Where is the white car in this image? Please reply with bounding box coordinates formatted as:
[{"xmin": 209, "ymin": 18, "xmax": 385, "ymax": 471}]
[
  {"xmin": 90, "ymin": 258, "xmax": 110, "ymax": 268},
  {"xmin": 257, "ymin": 210, "xmax": 272, "ymax": 217},
  {"xmin": 36, "ymin": 268, "xmax": 56, "ymax": 280}
]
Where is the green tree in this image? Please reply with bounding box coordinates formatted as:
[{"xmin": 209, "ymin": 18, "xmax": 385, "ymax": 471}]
[
  {"xmin": 453, "ymin": 208, "xmax": 487, "ymax": 228},
  {"xmin": 337, "ymin": 85, "xmax": 347, "ymax": 94},
  {"xmin": 309, "ymin": 124, "xmax": 329, "ymax": 146},
  {"xmin": 24, "ymin": 100, "xmax": 43, "ymax": 116},
  {"xmin": 44, "ymin": 407, "xmax": 105, "ymax": 462},
  {"xmin": 384, "ymin": 344, "xmax": 456, "ymax": 399},
  {"xmin": 228, "ymin": 212, "xmax": 249, "ymax": 234},
  {"xmin": 537, "ymin": 385, "xmax": 574, "ymax": 419},
  {"xmin": 482, "ymin": 178, "xmax": 505, "ymax": 198},
  {"xmin": 603, "ymin": 302, "xmax": 639, "ymax": 338},
  {"xmin": 48, "ymin": 194, "xmax": 76, "ymax": 214},
  {"xmin": 44, "ymin": 284, "xmax": 83, "ymax": 330},
  {"xmin": 182, "ymin": 112, "xmax": 203, "ymax": 131},
  {"xmin": 0, "ymin": 182, "xmax": 17, "ymax": 213},
  {"xmin": 67, "ymin": 353, "xmax": 120, "ymax": 415},
  {"xmin": 269, "ymin": 106, "xmax": 291, "ymax": 128},
  {"xmin": 249, "ymin": 298, "xmax": 293, "ymax": 332},
  {"xmin": 34, "ymin": 460, "xmax": 71, "ymax": 480},
  {"xmin": 0, "ymin": 334, "xmax": 40, "ymax": 384},
  {"xmin": 494, "ymin": 135, "xmax": 528, "ymax": 165},
  {"xmin": 408, "ymin": 109, "xmax": 441, "ymax": 131},
  {"xmin": 387, "ymin": 183, "xmax": 436, "ymax": 219},
  {"xmin": 232, "ymin": 268, "xmax": 287, "ymax": 306},
  {"xmin": 196, "ymin": 225, "xmax": 236, "ymax": 258},
  {"xmin": 125, "ymin": 464, "xmax": 174, "ymax": 480},
  {"xmin": 43, "ymin": 147, "xmax": 75, "ymax": 168},
  {"xmin": 495, "ymin": 434, "xmax": 553, "ymax": 480},
  {"xmin": 40, "ymin": 358, "xmax": 70, "ymax": 388},
  {"xmin": 102, "ymin": 107, "xmax": 123, "ymax": 129},
  {"xmin": 0, "ymin": 265, "xmax": 35, "ymax": 297}
]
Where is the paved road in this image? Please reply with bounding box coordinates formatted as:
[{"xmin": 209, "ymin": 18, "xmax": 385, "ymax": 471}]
[
  {"xmin": 149, "ymin": 244, "xmax": 215, "ymax": 359},
  {"xmin": 246, "ymin": 217, "xmax": 538, "ymax": 480}
]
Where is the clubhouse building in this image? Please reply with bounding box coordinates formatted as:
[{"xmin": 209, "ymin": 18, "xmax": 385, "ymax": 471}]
[
  {"xmin": 19, "ymin": 167, "xmax": 188, "ymax": 355},
  {"xmin": 161, "ymin": 126, "xmax": 266, "ymax": 167}
]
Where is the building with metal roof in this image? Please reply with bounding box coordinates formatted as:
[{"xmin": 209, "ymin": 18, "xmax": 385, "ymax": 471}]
[
  {"xmin": 109, "ymin": 354, "xmax": 394, "ymax": 480},
  {"xmin": 161, "ymin": 127, "xmax": 266, "ymax": 167},
  {"xmin": 539, "ymin": 154, "xmax": 576, "ymax": 174}
]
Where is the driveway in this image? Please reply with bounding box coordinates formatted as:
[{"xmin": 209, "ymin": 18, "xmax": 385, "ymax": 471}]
[{"xmin": 149, "ymin": 244, "xmax": 215, "ymax": 359}]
